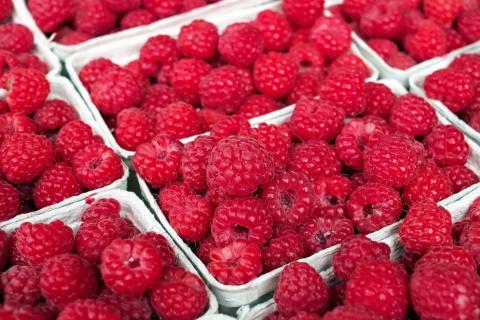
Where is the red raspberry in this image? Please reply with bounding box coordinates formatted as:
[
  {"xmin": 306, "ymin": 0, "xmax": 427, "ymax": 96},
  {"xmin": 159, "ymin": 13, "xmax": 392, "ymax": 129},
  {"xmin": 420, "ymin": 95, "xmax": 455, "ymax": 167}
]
[
  {"xmin": 139, "ymin": 35, "xmax": 179, "ymax": 77},
  {"xmin": 386, "ymin": 52, "xmax": 417, "ymax": 70},
  {"xmin": 0, "ymin": 181, "xmax": 19, "ymax": 221},
  {"xmin": 99, "ymin": 288, "xmax": 152, "ymax": 320},
  {"xmin": 156, "ymin": 101, "xmax": 200, "ymax": 139},
  {"xmin": 291, "ymin": 98, "xmax": 345, "ymax": 142},
  {"xmin": 288, "ymin": 42, "xmax": 325, "ymax": 70},
  {"xmin": 425, "ymin": 124, "xmax": 469, "ymax": 167},
  {"xmin": 364, "ymin": 82, "xmax": 396, "ymax": 118},
  {"xmin": 157, "ymin": 182, "xmax": 193, "ymax": 217},
  {"xmin": 410, "ymin": 263, "xmax": 480, "ymax": 320},
  {"xmin": 360, "ymin": 1, "xmax": 404, "ymax": 39},
  {"xmin": 345, "ymin": 259, "xmax": 408, "ymax": 320},
  {"xmin": 389, "ymin": 93, "xmax": 437, "ymax": 137},
  {"xmin": 405, "ymin": 21, "xmax": 447, "ymax": 61},
  {"xmin": 120, "ymin": 9, "xmax": 156, "ymax": 29},
  {"xmin": 199, "ymin": 65, "xmax": 250, "ymax": 114},
  {"xmin": 450, "ymin": 54, "xmax": 480, "ymax": 85},
  {"xmin": 468, "ymin": 197, "xmax": 480, "ymax": 222},
  {"xmin": 415, "ymin": 245, "xmax": 476, "ymax": 273},
  {"xmin": 181, "ymin": 0, "xmax": 207, "ymax": 12},
  {"xmin": 133, "ymin": 135, "xmax": 183, "ymax": 188},
  {"xmin": 210, "ymin": 115, "xmax": 250, "ymax": 139},
  {"xmin": 238, "ymin": 94, "xmax": 280, "ymax": 119},
  {"xmin": 0, "ymin": 305, "xmax": 53, "ymax": 320},
  {"xmin": 319, "ymin": 68, "xmax": 365, "ymax": 117},
  {"xmin": 0, "ymin": 133, "xmax": 54, "ymax": 184},
  {"xmin": 135, "ymin": 232, "xmax": 175, "ymax": 267},
  {"xmin": 274, "ymin": 262, "xmax": 329, "ymax": 316},
  {"xmin": 0, "ymin": 230, "xmax": 7, "ymax": 269},
  {"xmin": 329, "ymin": 53, "xmax": 370, "ymax": 79},
  {"xmin": 443, "ymin": 165, "xmax": 479, "ymax": 193},
  {"xmin": 1, "ymin": 265, "xmax": 41, "ymax": 307},
  {"xmin": 178, "ymin": 20, "xmax": 218, "ymax": 60},
  {"xmin": 0, "ymin": 24, "xmax": 33, "ymax": 54},
  {"xmin": 457, "ymin": 10, "xmax": 480, "ymax": 43},
  {"xmin": 169, "ymin": 194, "xmax": 213, "ymax": 242},
  {"xmin": 335, "ymin": 116, "xmax": 392, "ymax": 170},
  {"xmin": 17, "ymin": 52, "xmax": 48, "ymax": 74},
  {"xmin": 0, "ymin": 113, "xmax": 36, "ymax": 143},
  {"xmin": 101, "ymin": 238, "xmax": 164, "ymax": 294},
  {"xmin": 367, "ymin": 38, "xmax": 399, "ymax": 60},
  {"xmin": 55, "ymin": 120, "xmax": 101, "ymax": 163},
  {"xmin": 313, "ymin": 175, "xmax": 353, "ymax": 211},
  {"xmin": 103, "ymin": 0, "xmax": 140, "ymax": 12},
  {"xmin": 170, "ymin": 58, "xmax": 212, "ymax": 105},
  {"xmin": 444, "ymin": 28, "xmax": 466, "ymax": 51},
  {"xmin": 33, "ymin": 163, "xmax": 82, "ymax": 209},
  {"xmin": 74, "ymin": 0, "xmax": 116, "ymax": 36},
  {"xmin": 140, "ymin": 84, "xmax": 178, "ymax": 114},
  {"xmin": 323, "ymin": 305, "xmax": 381, "ymax": 320},
  {"xmin": 310, "ymin": 16, "xmax": 351, "ymax": 60},
  {"xmin": 262, "ymin": 230, "xmax": 305, "ymax": 271},
  {"xmin": 218, "ymin": 23, "xmax": 264, "ymax": 68},
  {"xmin": 282, "ymin": 0, "xmax": 324, "ymax": 27},
  {"xmin": 28, "ymin": 0, "xmax": 73, "ymax": 33},
  {"xmin": 73, "ymin": 143, "xmax": 123, "ymax": 190},
  {"xmin": 58, "ymin": 31, "xmax": 92, "ymax": 45},
  {"xmin": 208, "ymin": 240, "xmax": 262, "ymax": 285},
  {"xmin": 91, "ymin": 68, "xmax": 142, "ymax": 116},
  {"xmin": 143, "ymin": 0, "xmax": 181, "ymax": 18},
  {"xmin": 288, "ymin": 139, "xmax": 341, "ymax": 180},
  {"xmin": 1, "ymin": 68, "xmax": 50, "ymax": 115},
  {"xmin": 248, "ymin": 123, "xmax": 291, "ymax": 169},
  {"xmin": 463, "ymin": 0, "xmax": 480, "ymax": 11},
  {"xmin": 206, "ymin": 135, "xmax": 274, "ymax": 197},
  {"xmin": 400, "ymin": 200, "xmax": 452, "ymax": 254},
  {"xmin": 453, "ymin": 220, "xmax": 470, "ymax": 244},
  {"xmin": 364, "ymin": 134, "xmax": 419, "ymax": 188},
  {"xmin": 157, "ymin": 64, "xmax": 173, "ymax": 85},
  {"xmin": 341, "ymin": 0, "xmax": 374, "ymax": 20},
  {"xmin": 150, "ymin": 267, "xmax": 208, "ymax": 320},
  {"xmin": 181, "ymin": 135, "xmax": 217, "ymax": 192},
  {"xmin": 33, "ymin": 99, "xmax": 78, "ymax": 131},
  {"xmin": 459, "ymin": 221, "xmax": 480, "ymax": 264},
  {"xmin": 196, "ymin": 236, "xmax": 216, "ymax": 264},
  {"xmin": 59, "ymin": 299, "xmax": 120, "ymax": 320},
  {"xmin": 424, "ymin": 0, "xmax": 462, "ymax": 27},
  {"xmin": 79, "ymin": 58, "xmax": 117, "ymax": 91},
  {"xmin": 115, "ymin": 108, "xmax": 155, "ymax": 151},
  {"xmin": 0, "ymin": 0, "xmax": 12, "ymax": 21},
  {"xmin": 81, "ymin": 198, "xmax": 121, "ymax": 222},
  {"xmin": 286, "ymin": 69, "xmax": 323, "ymax": 105},
  {"xmin": 254, "ymin": 10, "xmax": 293, "ymax": 51},
  {"xmin": 253, "ymin": 52, "xmax": 299, "ymax": 99}
]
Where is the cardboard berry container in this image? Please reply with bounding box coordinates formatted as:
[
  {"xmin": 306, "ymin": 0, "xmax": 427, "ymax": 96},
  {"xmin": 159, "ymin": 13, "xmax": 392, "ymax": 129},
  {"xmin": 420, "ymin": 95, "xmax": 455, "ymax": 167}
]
[
  {"xmin": 12, "ymin": 0, "xmax": 267, "ymax": 60},
  {"xmin": 0, "ymin": 76, "xmax": 129, "ymax": 225},
  {"xmin": 0, "ymin": 189, "xmax": 220, "ymax": 318},
  {"xmin": 64, "ymin": 0, "xmax": 379, "ymax": 160},
  {"xmin": 409, "ymin": 44, "xmax": 480, "ymax": 145},
  {"xmin": 136, "ymin": 78, "xmax": 480, "ymax": 308}
]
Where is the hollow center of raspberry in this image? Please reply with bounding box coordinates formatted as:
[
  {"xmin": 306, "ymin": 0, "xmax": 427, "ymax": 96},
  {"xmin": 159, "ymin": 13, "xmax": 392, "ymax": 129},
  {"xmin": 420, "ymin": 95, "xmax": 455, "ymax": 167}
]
[
  {"xmin": 232, "ymin": 225, "xmax": 249, "ymax": 239},
  {"xmin": 363, "ymin": 204, "xmax": 374, "ymax": 217},
  {"xmin": 156, "ymin": 151, "xmax": 167, "ymax": 160},
  {"xmin": 315, "ymin": 231, "xmax": 331, "ymax": 245},
  {"xmin": 89, "ymin": 158, "xmax": 102, "ymax": 169},
  {"xmin": 326, "ymin": 195, "xmax": 339, "ymax": 206},
  {"xmin": 126, "ymin": 256, "xmax": 140, "ymax": 268},
  {"xmin": 279, "ymin": 190, "xmax": 296, "ymax": 208},
  {"xmin": 357, "ymin": 135, "xmax": 369, "ymax": 151}
]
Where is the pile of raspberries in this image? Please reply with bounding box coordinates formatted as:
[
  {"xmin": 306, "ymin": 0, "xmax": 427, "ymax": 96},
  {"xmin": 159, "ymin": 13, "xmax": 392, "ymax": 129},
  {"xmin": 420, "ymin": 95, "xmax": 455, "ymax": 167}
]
[
  {"xmin": 26, "ymin": 0, "xmax": 223, "ymax": 46},
  {"xmin": 0, "ymin": 0, "xmax": 49, "ymax": 76},
  {"xmin": 78, "ymin": 0, "xmax": 373, "ymax": 152},
  {"xmin": 0, "ymin": 68, "xmax": 124, "ymax": 220},
  {"xmin": 133, "ymin": 71, "xmax": 479, "ymax": 285},
  {"xmin": 0, "ymin": 198, "xmax": 210, "ymax": 320},
  {"xmin": 265, "ymin": 197, "xmax": 480, "ymax": 320},
  {"xmin": 330, "ymin": 0, "xmax": 480, "ymax": 70}
]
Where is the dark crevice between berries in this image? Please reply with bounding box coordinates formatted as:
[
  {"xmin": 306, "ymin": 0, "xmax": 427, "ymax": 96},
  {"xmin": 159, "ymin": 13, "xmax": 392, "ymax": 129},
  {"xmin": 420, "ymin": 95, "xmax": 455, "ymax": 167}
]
[
  {"xmin": 315, "ymin": 231, "xmax": 331, "ymax": 246},
  {"xmin": 280, "ymin": 189, "xmax": 296, "ymax": 209},
  {"xmin": 363, "ymin": 204, "xmax": 374, "ymax": 217}
]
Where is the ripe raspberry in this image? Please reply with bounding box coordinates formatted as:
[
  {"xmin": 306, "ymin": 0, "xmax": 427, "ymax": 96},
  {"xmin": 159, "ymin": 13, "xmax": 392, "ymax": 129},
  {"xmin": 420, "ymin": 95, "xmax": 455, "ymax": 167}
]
[
  {"xmin": 312, "ymin": 174, "xmax": 353, "ymax": 212},
  {"xmin": 400, "ymin": 200, "xmax": 452, "ymax": 254},
  {"xmin": 282, "ymin": 0, "xmax": 324, "ymax": 27},
  {"xmin": 405, "ymin": 21, "xmax": 447, "ymax": 61},
  {"xmin": 195, "ymin": 236, "xmax": 216, "ymax": 265},
  {"xmin": 468, "ymin": 197, "xmax": 480, "ymax": 222},
  {"xmin": 274, "ymin": 262, "xmax": 329, "ymax": 316},
  {"xmin": 0, "ymin": 305, "xmax": 53, "ymax": 320},
  {"xmin": 178, "ymin": 19, "xmax": 218, "ymax": 60},
  {"xmin": 140, "ymin": 84, "xmax": 178, "ymax": 114},
  {"xmin": 443, "ymin": 165, "xmax": 479, "ymax": 193},
  {"xmin": 169, "ymin": 194, "xmax": 213, "ymax": 242},
  {"xmin": 286, "ymin": 69, "xmax": 323, "ymax": 104},
  {"xmin": 181, "ymin": 135, "xmax": 217, "ymax": 191},
  {"xmin": 335, "ymin": 116, "xmax": 392, "ymax": 170},
  {"xmin": 309, "ymin": 16, "xmax": 351, "ymax": 60},
  {"xmin": 424, "ymin": 0, "xmax": 462, "ymax": 27},
  {"xmin": 33, "ymin": 99, "xmax": 78, "ymax": 131},
  {"xmin": 291, "ymin": 98, "xmax": 345, "ymax": 142},
  {"xmin": 157, "ymin": 183, "xmax": 193, "ymax": 217},
  {"xmin": 143, "ymin": 0, "xmax": 182, "ymax": 18},
  {"xmin": 79, "ymin": 58, "xmax": 117, "ymax": 91},
  {"xmin": 218, "ymin": 23, "xmax": 264, "ymax": 68},
  {"xmin": 457, "ymin": 10, "xmax": 480, "ymax": 43},
  {"xmin": 139, "ymin": 35, "xmax": 179, "ymax": 77},
  {"xmin": 208, "ymin": 240, "xmax": 262, "ymax": 285},
  {"xmin": 254, "ymin": 10, "xmax": 293, "ymax": 51},
  {"xmin": 415, "ymin": 245, "xmax": 476, "ymax": 273},
  {"xmin": 444, "ymin": 28, "xmax": 466, "ymax": 52},
  {"xmin": 425, "ymin": 124, "xmax": 469, "ymax": 167},
  {"xmin": 341, "ymin": 0, "xmax": 375, "ymax": 20},
  {"xmin": 329, "ymin": 53, "xmax": 370, "ymax": 79},
  {"xmin": 360, "ymin": 1, "xmax": 404, "ymax": 39},
  {"xmin": 0, "ymin": 230, "xmax": 7, "ymax": 270},
  {"xmin": 1, "ymin": 265, "xmax": 41, "ymax": 307},
  {"xmin": 238, "ymin": 94, "xmax": 280, "ymax": 119},
  {"xmin": 411, "ymin": 263, "xmax": 480, "ymax": 320},
  {"xmin": 28, "ymin": 0, "xmax": 73, "ymax": 33},
  {"xmin": 199, "ymin": 65, "xmax": 250, "ymax": 114},
  {"xmin": 150, "ymin": 267, "xmax": 208, "ymax": 320},
  {"xmin": 323, "ymin": 305, "xmax": 381, "ymax": 320},
  {"xmin": 248, "ymin": 123, "xmax": 291, "ymax": 169},
  {"xmin": 450, "ymin": 54, "xmax": 480, "ymax": 85},
  {"xmin": 156, "ymin": 101, "xmax": 200, "ymax": 139},
  {"xmin": 102, "ymin": 0, "xmax": 140, "ymax": 12},
  {"xmin": 171, "ymin": 58, "xmax": 212, "ymax": 105},
  {"xmin": 364, "ymin": 82, "xmax": 396, "ymax": 118},
  {"xmin": 81, "ymin": 198, "xmax": 121, "ymax": 222},
  {"xmin": 319, "ymin": 68, "xmax": 365, "ymax": 117},
  {"xmin": 206, "ymin": 135, "xmax": 274, "ymax": 197},
  {"xmin": 135, "ymin": 232, "xmax": 175, "ymax": 267},
  {"xmin": 262, "ymin": 230, "xmax": 305, "ymax": 271},
  {"xmin": 157, "ymin": 64, "xmax": 173, "ymax": 85},
  {"xmin": 74, "ymin": 0, "xmax": 116, "ymax": 36},
  {"xmin": 364, "ymin": 134, "xmax": 418, "ymax": 188},
  {"xmin": 0, "ymin": 0, "xmax": 12, "ymax": 21},
  {"xmin": 58, "ymin": 31, "xmax": 92, "ymax": 45},
  {"xmin": 459, "ymin": 221, "xmax": 480, "ymax": 264},
  {"xmin": 58, "ymin": 299, "xmax": 120, "ymax": 320},
  {"xmin": 55, "ymin": 120, "xmax": 102, "ymax": 163},
  {"xmin": 288, "ymin": 42, "xmax": 325, "ymax": 70},
  {"xmin": 367, "ymin": 38, "xmax": 399, "ymax": 60},
  {"xmin": 115, "ymin": 108, "xmax": 155, "ymax": 151},
  {"xmin": 99, "ymin": 289, "xmax": 152, "ymax": 320},
  {"xmin": 0, "ymin": 181, "xmax": 19, "ymax": 221},
  {"xmin": 16, "ymin": 53, "xmax": 48, "ymax": 74},
  {"xmin": 0, "ymin": 68, "xmax": 50, "ymax": 115},
  {"xmin": 389, "ymin": 93, "xmax": 437, "ymax": 137},
  {"xmin": 210, "ymin": 115, "xmax": 250, "ymax": 139},
  {"xmin": 133, "ymin": 135, "xmax": 183, "ymax": 188},
  {"xmin": 120, "ymin": 9, "xmax": 156, "ymax": 29},
  {"xmin": 288, "ymin": 139, "xmax": 341, "ymax": 180},
  {"xmin": 0, "ymin": 24, "xmax": 33, "ymax": 54},
  {"xmin": 386, "ymin": 52, "xmax": 417, "ymax": 70},
  {"xmin": 181, "ymin": 0, "xmax": 207, "ymax": 12}
]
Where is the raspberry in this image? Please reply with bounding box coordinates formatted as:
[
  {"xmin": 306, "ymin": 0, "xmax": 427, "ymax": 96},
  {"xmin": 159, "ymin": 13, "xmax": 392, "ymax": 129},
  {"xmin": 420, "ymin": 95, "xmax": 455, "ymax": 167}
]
[
  {"xmin": 368, "ymin": 39, "xmax": 399, "ymax": 63},
  {"xmin": 360, "ymin": 1, "xmax": 404, "ymax": 39},
  {"xmin": 444, "ymin": 28, "xmax": 466, "ymax": 51},
  {"xmin": 238, "ymin": 94, "xmax": 280, "ymax": 119},
  {"xmin": 120, "ymin": 9, "xmax": 156, "ymax": 29},
  {"xmin": 342, "ymin": 0, "xmax": 375, "ymax": 20},
  {"xmin": 309, "ymin": 16, "xmax": 351, "ymax": 60},
  {"xmin": 450, "ymin": 54, "xmax": 480, "ymax": 85},
  {"xmin": 452, "ymin": 220, "xmax": 470, "ymax": 244},
  {"xmin": 389, "ymin": 93, "xmax": 437, "ymax": 137},
  {"xmin": 81, "ymin": 198, "xmax": 121, "ymax": 222},
  {"xmin": 143, "ymin": 0, "xmax": 182, "ymax": 18},
  {"xmin": 444, "ymin": 165, "xmax": 479, "ymax": 193},
  {"xmin": 55, "ymin": 120, "xmax": 102, "ymax": 163},
  {"xmin": 0, "ymin": 0, "xmax": 12, "ymax": 21},
  {"xmin": 0, "ymin": 24, "xmax": 33, "ymax": 54},
  {"xmin": 364, "ymin": 82, "xmax": 396, "ymax": 118},
  {"xmin": 288, "ymin": 43, "xmax": 325, "ymax": 70},
  {"xmin": 150, "ymin": 267, "xmax": 208, "ymax": 320},
  {"xmin": 170, "ymin": 60, "xmax": 211, "ymax": 105},
  {"xmin": 425, "ymin": 124, "xmax": 469, "ymax": 167},
  {"xmin": 1, "ymin": 265, "xmax": 41, "ymax": 307},
  {"xmin": 99, "ymin": 289, "xmax": 152, "ymax": 320},
  {"xmin": 0, "ymin": 305, "xmax": 53, "ymax": 320},
  {"xmin": 181, "ymin": 0, "xmax": 207, "ymax": 12},
  {"xmin": 79, "ymin": 58, "xmax": 117, "ymax": 91},
  {"xmin": 73, "ymin": 143, "xmax": 123, "ymax": 190},
  {"xmin": 157, "ymin": 182, "xmax": 194, "ymax": 217},
  {"xmin": 102, "ymin": 0, "xmax": 140, "ymax": 12},
  {"xmin": 58, "ymin": 299, "xmax": 120, "ymax": 320},
  {"xmin": 411, "ymin": 264, "xmax": 480, "ymax": 320},
  {"xmin": 424, "ymin": 0, "xmax": 462, "ymax": 27},
  {"xmin": 386, "ymin": 52, "xmax": 417, "ymax": 70},
  {"xmin": 218, "ymin": 23, "xmax": 264, "ymax": 68},
  {"xmin": 33, "ymin": 163, "xmax": 82, "ymax": 209},
  {"xmin": 459, "ymin": 221, "xmax": 480, "ymax": 264},
  {"xmin": 140, "ymin": 84, "xmax": 178, "ymax": 114},
  {"xmin": 253, "ymin": 52, "xmax": 299, "ymax": 99},
  {"xmin": 248, "ymin": 123, "xmax": 291, "ymax": 169},
  {"xmin": 169, "ymin": 194, "xmax": 213, "ymax": 242},
  {"xmin": 274, "ymin": 262, "xmax": 329, "ymax": 316},
  {"xmin": 156, "ymin": 101, "xmax": 200, "ymax": 139},
  {"xmin": 195, "ymin": 236, "xmax": 215, "ymax": 265},
  {"xmin": 17, "ymin": 53, "xmax": 48, "ymax": 75},
  {"xmin": 181, "ymin": 135, "xmax": 217, "ymax": 192},
  {"xmin": 405, "ymin": 21, "xmax": 447, "ymax": 61},
  {"xmin": 74, "ymin": 0, "xmax": 116, "ymax": 36},
  {"xmin": 399, "ymin": 199, "xmax": 452, "ymax": 254},
  {"xmin": 312, "ymin": 175, "xmax": 353, "ymax": 212},
  {"xmin": 335, "ymin": 116, "xmax": 392, "ymax": 170},
  {"xmin": 254, "ymin": 10, "xmax": 293, "ymax": 51},
  {"xmin": 291, "ymin": 98, "xmax": 345, "ymax": 142},
  {"xmin": 101, "ymin": 238, "xmax": 164, "ymax": 294},
  {"xmin": 1, "ymin": 68, "xmax": 50, "ymax": 115},
  {"xmin": 299, "ymin": 212, "xmax": 354, "ymax": 255},
  {"xmin": 178, "ymin": 19, "xmax": 218, "ymax": 60},
  {"xmin": 286, "ymin": 69, "xmax": 323, "ymax": 105},
  {"xmin": 415, "ymin": 245, "xmax": 477, "ymax": 273},
  {"xmin": 28, "ymin": 0, "xmax": 73, "ymax": 33},
  {"xmin": 262, "ymin": 230, "xmax": 304, "ymax": 271},
  {"xmin": 329, "ymin": 53, "xmax": 370, "ymax": 79},
  {"xmin": 58, "ymin": 31, "xmax": 92, "ymax": 45},
  {"xmin": 345, "ymin": 259, "xmax": 408, "ymax": 320},
  {"xmin": 208, "ymin": 240, "xmax": 262, "ymax": 285},
  {"xmin": 206, "ymin": 135, "xmax": 274, "ymax": 197},
  {"xmin": 319, "ymin": 68, "xmax": 365, "ymax": 117},
  {"xmin": 282, "ymin": 0, "xmax": 324, "ymax": 27},
  {"xmin": 457, "ymin": 10, "xmax": 480, "ymax": 43},
  {"xmin": 139, "ymin": 35, "xmax": 179, "ymax": 77},
  {"xmin": 135, "ymin": 232, "xmax": 175, "ymax": 267},
  {"xmin": 364, "ymin": 134, "xmax": 418, "ymax": 188},
  {"xmin": 288, "ymin": 139, "xmax": 341, "ymax": 180},
  {"xmin": 325, "ymin": 305, "xmax": 384, "ymax": 320},
  {"xmin": 210, "ymin": 115, "xmax": 250, "ymax": 139},
  {"xmin": 199, "ymin": 65, "xmax": 250, "ymax": 114},
  {"xmin": 0, "ymin": 113, "xmax": 37, "ymax": 143},
  {"xmin": 0, "ymin": 181, "xmax": 19, "ymax": 221},
  {"xmin": 33, "ymin": 99, "xmax": 78, "ymax": 131},
  {"xmin": 91, "ymin": 68, "xmax": 142, "ymax": 116},
  {"xmin": 469, "ymin": 197, "xmax": 480, "ymax": 222},
  {"xmin": 115, "ymin": 108, "xmax": 155, "ymax": 151}
]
